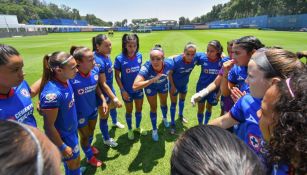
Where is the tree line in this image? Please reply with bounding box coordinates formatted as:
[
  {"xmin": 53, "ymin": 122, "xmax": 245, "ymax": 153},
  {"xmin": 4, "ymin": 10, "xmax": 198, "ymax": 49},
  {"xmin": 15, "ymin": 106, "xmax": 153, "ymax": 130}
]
[
  {"xmin": 179, "ymin": 0, "xmax": 307, "ymax": 25},
  {"xmin": 0, "ymin": 0, "xmax": 112, "ymax": 26}
]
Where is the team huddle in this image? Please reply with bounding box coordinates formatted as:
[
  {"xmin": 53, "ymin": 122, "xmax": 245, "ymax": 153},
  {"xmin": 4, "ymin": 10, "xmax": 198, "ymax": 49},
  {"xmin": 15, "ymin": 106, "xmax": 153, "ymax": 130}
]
[{"xmin": 0, "ymin": 33, "xmax": 306, "ymax": 175}]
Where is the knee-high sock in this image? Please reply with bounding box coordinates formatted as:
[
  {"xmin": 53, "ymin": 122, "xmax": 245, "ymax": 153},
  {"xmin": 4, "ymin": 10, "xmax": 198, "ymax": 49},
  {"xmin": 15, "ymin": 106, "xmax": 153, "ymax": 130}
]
[
  {"xmin": 178, "ymin": 99, "xmax": 185, "ymax": 117},
  {"xmin": 99, "ymin": 118, "xmax": 110, "ymax": 140},
  {"xmin": 110, "ymin": 108, "xmax": 117, "ymax": 124},
  {"xmin": 125, "ymin": 113, "xmax": 132, "ymax": 130},
  {"xmin": 160, "ymin": 105, "xmax": 168, "ymax": 119},
  {"xmin": 150, "ymin": 112, "xmax": 157, "ymax": 130},
  {"xmin": 197, "ymin": 113, "xmax": 204, "ymax": 125},
  {"xmin": 204, "ymin": 111, "xmax": 212, "ymax": 124},
  {"xmin": 82, "ymin": 144, "xmax": 93, "ymax": 160},
  {"xmin": 170, "ymin": 103, "xmax": 176, "ymax": 126},
  {"xmin": 135, "ymin": 112, "xmax": 142, "ymax": 128}
]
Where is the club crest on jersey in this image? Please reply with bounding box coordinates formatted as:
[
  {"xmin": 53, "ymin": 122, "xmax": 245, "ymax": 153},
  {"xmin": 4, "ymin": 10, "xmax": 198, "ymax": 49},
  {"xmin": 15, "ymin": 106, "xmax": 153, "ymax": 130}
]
[
  {"xmin": 108, "ymin": 67, "xmax": 112, "ymax": 73},
  {"xmin": 140, "ymin": 66, "xmax": 147, "ymax": 72},
  {"xmin": 45, "ymin": 93, "xmax": 57, "ymax": 102},
  {"xmin": 21, "ymin": 88, "xmax": 30, "ymax": 97},
  {"xmin": 79, "ymin": 118, "xmax": 85, "ymax": 124},
  {"xmin": 126, "ymin": 68, "xmax": 131, "ymax": 73},
  {"xmin": 248, "ymin": 134, "xmax": 261, "ymax": 151},
  {"xmin": 94, "ymin": 75, "xmax": 98, "ymax": 81}
]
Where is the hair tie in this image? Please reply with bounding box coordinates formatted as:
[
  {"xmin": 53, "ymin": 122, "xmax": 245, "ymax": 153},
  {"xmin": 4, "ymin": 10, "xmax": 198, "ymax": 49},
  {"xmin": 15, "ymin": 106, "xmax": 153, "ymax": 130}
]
[{"xmin": 286, "ymin": 78, "xmax": 295, "ymax": 98}]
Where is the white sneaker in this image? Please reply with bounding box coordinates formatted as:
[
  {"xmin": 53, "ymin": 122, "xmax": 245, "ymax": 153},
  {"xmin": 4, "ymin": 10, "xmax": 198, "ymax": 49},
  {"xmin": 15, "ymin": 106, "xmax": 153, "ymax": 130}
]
[
  {"xmin": 103, "ymin": 138, "xmax": 118, "ymax": 147},
  {"xmin": 113, "ymin": 121, "xmax": 125, "ymax": 129}
]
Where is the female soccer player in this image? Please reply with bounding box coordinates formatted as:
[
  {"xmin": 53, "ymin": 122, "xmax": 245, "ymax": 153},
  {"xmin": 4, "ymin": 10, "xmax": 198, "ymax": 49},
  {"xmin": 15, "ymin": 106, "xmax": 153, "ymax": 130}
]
[
  {"xmin": 221, "ymin": 36, "xmax": 264, "ymax": 103},
  {"xmin": 39, "ymin": 51, "xmax": 80, "ymax": 175},
  {"xmin": 0, "ymin": 44, "xmax": 40, "ymax": 127},
  {"xmin": 133, "ymin": 44, "xmax": 174, "ymax": 141},
  {"xmin": 258, "ymin": 68, "xmax": 306, "ymax": 175},
  {"xmin": 92, "ymin": 34, "xmax": 123, "ymax": 147},
  {"xmin": 168, "ymin": 42, "xmax": 199, "ymax": 134},
  {"xmin": 69, "ymin": 46, "xmax": 107, "ymax": 167},
  {"xmin": 114, "ymin": 34, "xmax": 147, "ymax": 140},
  {"xmin": 195, "ymin": 40, "xmax": 224, "ymax": 125},
  {"xmin": 209, "ymin": 48, "xmax": 304, "ymax": 162}
]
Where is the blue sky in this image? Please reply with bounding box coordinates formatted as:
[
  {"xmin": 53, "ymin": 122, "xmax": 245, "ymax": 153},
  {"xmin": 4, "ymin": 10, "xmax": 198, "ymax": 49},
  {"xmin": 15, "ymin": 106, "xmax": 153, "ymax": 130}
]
[{"xmin": 44, "ymin": 0, "xmax": 229, "ymax": 23}]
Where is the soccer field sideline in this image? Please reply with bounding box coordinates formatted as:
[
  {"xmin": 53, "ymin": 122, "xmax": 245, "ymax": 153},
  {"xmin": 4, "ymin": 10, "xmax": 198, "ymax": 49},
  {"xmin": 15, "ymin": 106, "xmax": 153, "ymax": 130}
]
[{"xmin": 1, "ymin": 29, "xmax": 307, "ymax": 174}]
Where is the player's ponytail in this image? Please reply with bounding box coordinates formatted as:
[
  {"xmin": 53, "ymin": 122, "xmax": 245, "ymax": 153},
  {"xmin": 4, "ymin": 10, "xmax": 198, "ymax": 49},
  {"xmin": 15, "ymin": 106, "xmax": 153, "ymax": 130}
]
[
  {"xmin": 39, "ymin": 54, "xmax": 54, "ymax": 95},
  {"xmin": 92, "ymin": 34, "xmax": 108, "ymax": 52}
]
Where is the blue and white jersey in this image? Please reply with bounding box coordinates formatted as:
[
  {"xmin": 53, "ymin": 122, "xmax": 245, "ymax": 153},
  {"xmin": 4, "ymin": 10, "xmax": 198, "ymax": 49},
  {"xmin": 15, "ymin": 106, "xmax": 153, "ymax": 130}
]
[
  {"xmin": 230, "ymin": 94, "xmax": 265, "ymax": 160},
  {"xmin": 196, "ymin": 54, "xmax": 223, "ymax": 91},
  {"xmin": 40, "ymin": 80, "xmax": 78, "ymax": 137},
  {"xmin": 228, "ymin": 65, "xmax": 249, "ymax": 93},
  {"xmin": 114, "ymin": 52, "xmax": 142, "ymax": 93},
  {"xmin": 138, "ymin": 59, "xmax": 174, "ymax": 93},
  {"xmin": 0, "ymin": 80, "xmax": 37, "ymax": 127},
  {"xmin": 69, "ymin": 67, "xmax": 99, "ymax": 118},
  {"xmin": 171, "ymin": 53, "xmax": 202, "ymax": 89},
  {"xmin": 94, "ymin": 51, "xmax": 114, "ymax": 88}
]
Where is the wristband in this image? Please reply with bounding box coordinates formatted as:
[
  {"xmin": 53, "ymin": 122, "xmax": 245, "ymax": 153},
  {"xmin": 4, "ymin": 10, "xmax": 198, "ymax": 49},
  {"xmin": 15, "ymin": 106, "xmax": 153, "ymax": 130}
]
[{"xmin": 59, "ymin": 143, "xmax": 67, "ymax": 152}]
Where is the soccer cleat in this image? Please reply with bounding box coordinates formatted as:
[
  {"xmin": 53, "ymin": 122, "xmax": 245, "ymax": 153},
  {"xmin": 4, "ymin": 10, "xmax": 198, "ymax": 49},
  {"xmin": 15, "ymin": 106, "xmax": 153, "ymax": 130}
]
[
  {"xmin": 128, "ymin": 130, "xmax": 134, "ymax": 140},
  {"xmin": 152, "ymin": 130, "xmax": 159, "ymax": 142},
  {"xmin": 135, "ymin": 128, "xmax": 147, "ymax": 136},
  {"xmin": 113, "ymin": 121, "xmax": 125, "ymax": 129},
  {"xmin": 170, "ymin": 126, "xmax": 176, "ymax": 135},
  {"xmin": 87, "ymin": 156, "xmax": 104, "ymax": 167},
  {"xmin": 163, "ymin": 118, "xmax": 170, "ymax": 128},
  {"xmin": 180, "ymin": 116, "xmax": 188, "ymax": 123},
  {"xmin": 91, "ymin": 146, "xmax": 99, "ymax": 155},
  {"xmin": 103, "ymin": 138, "xmax": 118, "ymax": 147}
]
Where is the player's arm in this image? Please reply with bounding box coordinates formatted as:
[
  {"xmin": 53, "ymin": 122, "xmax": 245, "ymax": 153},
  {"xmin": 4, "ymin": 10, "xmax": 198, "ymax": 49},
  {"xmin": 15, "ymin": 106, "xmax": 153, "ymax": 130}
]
[
  {"xmin": 30, "ymin": 78, "xmax": 42, "ymax": 97},
  {"xmin": 133, "ymin": 74, "xmax": 164, "ymax": 91},
  {"xmin": 98, "ymin": 73, "xmax": 121, "ymax": 107},
  {"xmin": 96, "ymin": 86, "xmax": 108, "ymax": 115},
  {"xmin": 168, "ymin": 70, "xmax": 176, "ymax": 95},
  {"xmin": 209, "ymin": 112, "xmax": 239, "ymax": 129}
]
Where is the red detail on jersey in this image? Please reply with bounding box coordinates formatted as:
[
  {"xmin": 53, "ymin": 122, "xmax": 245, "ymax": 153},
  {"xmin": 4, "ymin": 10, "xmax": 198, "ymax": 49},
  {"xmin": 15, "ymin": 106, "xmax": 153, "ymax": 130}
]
[{"xmin": 0, "ymin": 88, "xmax": 15, "ymax": 99}]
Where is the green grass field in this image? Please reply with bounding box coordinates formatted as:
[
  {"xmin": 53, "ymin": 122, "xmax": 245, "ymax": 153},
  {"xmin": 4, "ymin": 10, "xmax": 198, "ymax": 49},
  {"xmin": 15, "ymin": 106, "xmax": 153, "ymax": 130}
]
[{"xmin": 1, "ymin": 29, "xmax": 307, "ymax": 175}]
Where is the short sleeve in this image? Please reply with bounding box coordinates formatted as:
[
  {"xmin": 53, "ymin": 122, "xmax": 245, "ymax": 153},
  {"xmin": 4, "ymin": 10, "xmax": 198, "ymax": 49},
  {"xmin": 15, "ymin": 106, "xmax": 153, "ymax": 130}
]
[{"xmin": 40, "ymin": 91, "xmax": 61, "ymax": 109}]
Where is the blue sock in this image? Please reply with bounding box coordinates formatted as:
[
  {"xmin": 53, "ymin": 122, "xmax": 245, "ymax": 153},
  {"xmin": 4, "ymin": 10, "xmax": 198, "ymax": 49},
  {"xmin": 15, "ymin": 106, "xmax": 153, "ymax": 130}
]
[
  {"xmin": 179, "ymin": 99, "xmax": 185, "ymax": 117},
  {"xmin": 82, "ymin": 144, "xmax": 93, "ymax": 160},
  {"xmin": 150, "ymin": 112, "xmax": 157, "ymax": 130},
  {"xmin": 204, "ymin": 111, "xmax": 212, "ymax": 124},
  {"xmin": 110, "ymin": 108, "xmax": 117, "ymax": 124},
  {"xmin": 69, "ymin": 168, "xmax": 81, "ymax": 175},
  {"xmin": 160, "ymin": 105, "xmax": 168, "ymax": 119},
  {"xmin": 64, "ymin": 162, "xmax": 69, "ymax": 175},
  {"xmin": 135, "ymin": 112, "xmax": 142, "ymax": 128},
  {"xmin": 88, "ymin": 135, "xmax": 93, "ymax": 145},
  {"xmin": 99, "ymin": 118, "xmax": 110, "ymax": 140},
  {"xmin": 197, "ymin": 113, "xmax": 204, "ymax": 124},
  {"xmin": 125, "ymin": 113, "xmax": 132, "ymax": 130},
  {"xmin": 170, "ymin": 103, "xmax": 176, "ymax": 126}
]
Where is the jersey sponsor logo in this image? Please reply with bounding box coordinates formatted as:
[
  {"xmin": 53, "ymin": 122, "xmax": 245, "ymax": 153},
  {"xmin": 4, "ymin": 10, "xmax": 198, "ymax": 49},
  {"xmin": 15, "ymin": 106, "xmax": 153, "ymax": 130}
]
[
  {"xmin": 146, "ymin": 89, "xmax": 152, "ymax": 94},
  {"xmin": 72, "ymin": 79, "xmax": 81, "ymax": 84},
  {"xmin": 180, "ymin": 68, "xmax": 193, "ymax": 73},
  {"xmin": 248, "ymin": 134, "xmax": 261, "ymax": 151},
  {"xmin": 20, "ymin": 88, "xmax": 30, "ymax": 97},
  {"xmin": 94, "ymin": 75, "xmax": 98, "ymax": 81},
  {"xmin": 45, "ymin": 93, "xmax": 57, "ymax": 102},
  {"xmin": 77, "ymin": 85, "xmax": 97, "ymax": 95},
  {"xmin": 203, "ymin": 69, "xmax": 219, "ymax": 75},
  {"xmin": 15, "ymin": 104, "xmax": 34, "ymax": 122}
]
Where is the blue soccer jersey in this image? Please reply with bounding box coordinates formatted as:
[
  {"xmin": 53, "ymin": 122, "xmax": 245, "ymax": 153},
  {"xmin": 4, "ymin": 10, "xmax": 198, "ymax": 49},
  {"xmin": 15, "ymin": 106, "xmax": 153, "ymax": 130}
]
[
  {"xmin": 230, "ymin": 94, "xmax": 265, "ymax": 160},
  {"xmin": 40, "ymin": 80, "xmax": 78, "ymax": 137},
  {"xmin": 0, "ymin": 80, "xmax": 37, "ymax": 127},
  {"xmin": 114, "ymin": 52, "xmax": 143, "ymax": 93},
  {"xmin": 170, "ymin": 53, "xmax": 202, "ymax": 93},
  {"xmin": 138, "ymin": 59, "xmax": 174, "ymax": 96},
  {"xmin": 94, "ymin": 51, "xmax": 114, "ymax": 88},
  {"xmin": 228, "ymin": 65, "xmax": 250, "ymax": 93},
  {"xmin": 196, "ymin": 54, "xmax": 223, "ymax": 92},
  {"xmin": 69, "ymin": 67, "xmax": 100, "ymax": 126}
]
